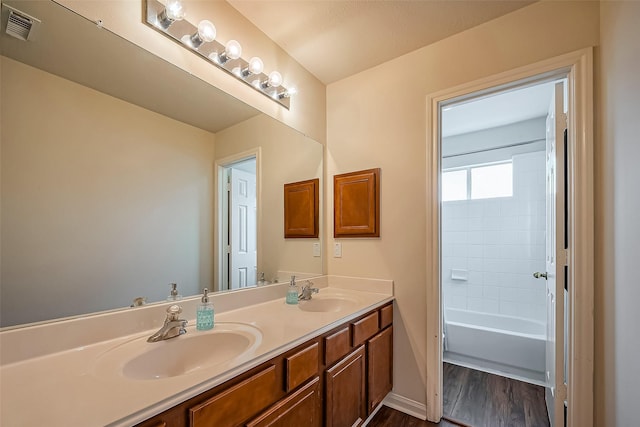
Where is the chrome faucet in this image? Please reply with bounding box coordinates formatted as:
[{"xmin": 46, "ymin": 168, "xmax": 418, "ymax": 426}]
[
  {"xmin": 147, "ymin": 304, "xmax": 188, "ymax": 342},
  {"xmin": 298, "ymin": 281, "xmax": 319, "ymax": 301}
]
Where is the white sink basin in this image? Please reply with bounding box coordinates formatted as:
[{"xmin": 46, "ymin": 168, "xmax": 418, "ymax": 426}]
[
  {"xmin": 298, "ymin": 296, "xmax": 359, "ymax": 313},
  {"xmin": 93, "ymin": 322, "xmax": 262, "ymax": 381}
]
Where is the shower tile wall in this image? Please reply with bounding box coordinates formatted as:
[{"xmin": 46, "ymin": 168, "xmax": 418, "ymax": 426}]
[{"xmin": 442, "ymin": 151, "xmax": 547, "ymax": 322}]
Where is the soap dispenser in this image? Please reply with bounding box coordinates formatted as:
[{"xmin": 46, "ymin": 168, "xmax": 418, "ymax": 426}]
[
  {"xmin": 286, "ymin": 275, "xmax": 298, "ymax": 305},
  {"xmin": 197, "ymin": 288, "xmax": 214, "ymax": 331},
  {"xmin": 257, "ymin": 272, "xmax": 267, "ymax": 286},
  {"xmin": 167, "ymin": 283, "xmax": 182, "ymax": 301}
]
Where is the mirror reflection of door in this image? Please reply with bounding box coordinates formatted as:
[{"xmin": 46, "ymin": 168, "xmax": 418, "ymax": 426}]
[{"xmin": 221, "ymin": 157, "xmax": 257, "ymax": 290}]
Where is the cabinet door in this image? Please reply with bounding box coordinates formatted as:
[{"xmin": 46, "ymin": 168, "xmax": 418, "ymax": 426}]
[
  {"xmin": 325, "ymin": 346, "xmax": 366, "ymax": 427},
  {"xmin": 367, "ymin": 326, "xmax": 393, "ymax": 414},
  {"xmin": 246, "ymin": 377, "xmax": 320, "ymax": 427}
]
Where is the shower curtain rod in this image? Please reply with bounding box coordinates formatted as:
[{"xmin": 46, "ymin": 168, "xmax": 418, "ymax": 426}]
[{"xmin": 442, "ymin": 138, "xmax": 544, "ymax": 159}]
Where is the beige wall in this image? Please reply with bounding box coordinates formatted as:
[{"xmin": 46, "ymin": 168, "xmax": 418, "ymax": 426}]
[
  {"xmin": 326, "ymin": 1, "xmax": 599, "ymax": 407},
  {"xmin": 1, "ymin": 57, "xmax": 216, "ymax": 326},
  {"xmin": 58, "ymin": 0, "xmax": 326, "ymax": 144},
  {"xmin": 596, "ymin": 2, "xmax": 640, "ymax": 425},
  {"xmin": 215, "ymin": 114, "xmax": 323, "ymax": 285}
]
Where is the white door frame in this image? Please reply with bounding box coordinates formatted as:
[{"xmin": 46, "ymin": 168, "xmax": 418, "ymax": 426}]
[
  {"xmin": 426, "ymin": 48, "xmax": 594, "ymax": 426},
  {"xmin": 215, "ymin": 147, "xmax": 262, "ymax": 292}
]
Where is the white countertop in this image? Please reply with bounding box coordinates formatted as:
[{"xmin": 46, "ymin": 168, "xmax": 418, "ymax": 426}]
[{"xmin": 0, "ymin": 279, "xmax": 393, "ymax": 427}]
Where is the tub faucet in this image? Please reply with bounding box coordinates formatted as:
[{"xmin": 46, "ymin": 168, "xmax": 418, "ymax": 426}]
[
  {"xmin": 147, "ymin": 304, "xmax": 188, "ymax": 342},
  {"xmin": 299, "ymin": 281, "xmax": 319, "ymax": 301}
]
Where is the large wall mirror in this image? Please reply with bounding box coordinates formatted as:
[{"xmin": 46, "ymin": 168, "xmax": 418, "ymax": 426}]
[{"xmin": 0, "ymin": 0, "xmax": 323, "ymax": 327}]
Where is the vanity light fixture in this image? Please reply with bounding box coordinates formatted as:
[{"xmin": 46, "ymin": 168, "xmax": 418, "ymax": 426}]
[
  {"xmin": 261, "ymin": 70, "xmax": 282, "ymax": 89},
  {"xmin": 278, "ymin": 87, "xmax": 297, "ymax": 100},
  {"xmin": 218, "ymin": 39, "xmax": 242, "ymax": 64},
  {"xmin": 242, "ymin": 57, "xmax": 264, "ymax": 77},
  {"xmin": 145, "ymin": 0, "xmax": 293, "ymax": 109},
  {"xmin": 188, "ymin": 20, "xmax": 216, "ymax": 48}
]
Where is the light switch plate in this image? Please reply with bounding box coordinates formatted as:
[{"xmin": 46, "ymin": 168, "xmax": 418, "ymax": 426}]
[
  {"xmin": 333, "ymin": 242, "xmax": 342, "ymax": 258},
  {"xmin": 313, "ymin": 242, "xmax": 321, "ymax": 257}
]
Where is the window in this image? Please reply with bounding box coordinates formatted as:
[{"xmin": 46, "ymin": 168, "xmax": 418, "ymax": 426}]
[
  {"xmin": 471, "ymin": 162, "xmax": 513, "ymax": 199},
  {"xmin": 442, "ymin": 169, "xmax": 467, "ymax": 202},
  {"xmin": 442, "ymin": 161, "xmax": 513, "ymax": 201}
]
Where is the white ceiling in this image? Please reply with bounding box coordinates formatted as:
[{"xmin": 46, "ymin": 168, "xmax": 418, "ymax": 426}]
[
  {"xmin": 227, "ymin": 0, "xmax": 534, "ymax": 84},
  {"xmin": 442, "ymin": 81, "xmax": 556, "ymax": 137}
]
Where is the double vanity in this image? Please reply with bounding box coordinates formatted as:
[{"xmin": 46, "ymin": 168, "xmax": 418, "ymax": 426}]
[{"xmin": 0, "ymin": 276, "xmax": 393, "ymax": 426}]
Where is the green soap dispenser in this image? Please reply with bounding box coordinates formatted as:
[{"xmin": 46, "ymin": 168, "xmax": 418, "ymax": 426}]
[
  {"xmin": 286, "ymin": 275, "xmax": 298, "ymax": 305},
  {"xmin": 196, "ymin": 288, "xmax": 214, "ymax": 330}
]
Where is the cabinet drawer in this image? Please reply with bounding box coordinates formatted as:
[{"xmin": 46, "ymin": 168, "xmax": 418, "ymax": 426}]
[
  {"xmin": 247, "ymin": 377, "xmax": 321, "ymax": 427},
  {"xmin": 351, "ymin": 312, "xmax": 379, "ymax": 347},
  {"xmin": 379, "ymin": 304, "xmax": 393, "ymax": 329},
  {"xmin": 189, "ymin": 365, "xmax": 279, "ymax": 427},
  {"xmin": 324, "ymin": 327, "xmax": 350, "ymax": 366},
  {"xmin": 285, "ymin": 342, "xmax": 319, "ymax": 392}
]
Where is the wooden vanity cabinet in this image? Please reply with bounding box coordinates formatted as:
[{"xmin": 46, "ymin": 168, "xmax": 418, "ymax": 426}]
[
  {"xmin": 325, "ymin": 346, "xmax": 367, "ymax": 427},
  {"xmin": 367, "ymin": 326, "xmax": 393, "ymax": 413},
  {"xmin": 134, "ymin": 302, "xmax": 393, "ymax": 427}
]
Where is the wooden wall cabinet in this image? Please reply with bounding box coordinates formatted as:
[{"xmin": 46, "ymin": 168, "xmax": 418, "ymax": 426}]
[
  {"xmin": 134, "ymin": 302, "xmax": 393, "ymax": 427},
  {"xmin": 284, "ymin": 178, "xmax": 319, "ymax": 238},
  {"xmin": 333, "ymin": 168, "xmax": 380, "ymax": 238}
]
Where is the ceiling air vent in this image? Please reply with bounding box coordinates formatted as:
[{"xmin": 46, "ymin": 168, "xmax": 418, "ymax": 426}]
[{"xmin": 2, "ymin": 4, "xmax": 41, "ymax": 41}]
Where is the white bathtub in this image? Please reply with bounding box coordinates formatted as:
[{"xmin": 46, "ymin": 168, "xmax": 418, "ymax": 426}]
[{"xmin": 443, "ymin": 308, "xmax": 546, "ymax": 384}]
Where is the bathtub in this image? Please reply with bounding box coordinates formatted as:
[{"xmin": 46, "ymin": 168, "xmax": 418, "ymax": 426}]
[{"xmin": 443, "ymin": 308, "xmax": 546, "ymax": 384}]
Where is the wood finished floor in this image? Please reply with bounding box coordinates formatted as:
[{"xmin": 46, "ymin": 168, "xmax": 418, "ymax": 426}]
[
  {"xmin": 368, "ymin": 363, "xmax": 549, "ymax": 427},
  {"xmin": 367, "ymin": 405, "xmax": 460, "ymax": 427}
]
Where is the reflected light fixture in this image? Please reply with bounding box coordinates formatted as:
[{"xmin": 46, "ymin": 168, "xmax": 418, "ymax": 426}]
[
  {"xmin": 145, "ymin": 0, "xmax": 293, "ymax": 109},
  {"xmin": 156, "ymin": 0, "xmax": 185, "ymax": 29}
]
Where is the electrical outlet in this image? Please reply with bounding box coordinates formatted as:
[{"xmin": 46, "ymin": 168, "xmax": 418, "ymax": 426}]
[
  {"xmin": 333, "ymin": 242, "xmax": 342, "ymax": 258},
  {"xmin": 313, "ymin": 242, "xmax": 321, "ymax": 257}
]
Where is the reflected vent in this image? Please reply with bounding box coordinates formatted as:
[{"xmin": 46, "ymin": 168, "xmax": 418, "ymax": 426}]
[{"xmin": 2, "ymin": 4, "xmax": 40, "ymax": 41}]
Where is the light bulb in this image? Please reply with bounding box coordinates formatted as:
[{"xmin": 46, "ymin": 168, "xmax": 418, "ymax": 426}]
[
  {"xmin": 248, "ymin": 57, "xmax": 264, "ymax": 75},
  {"xmin": 165, "ymin": 0, "xmax": 185, "ymax": 21},
  {"xmin": 197, "ymin": 20, "xmax": 216, "ymax": 43},
  {"xmin": 189, "ymin": 20, "xmax": 216, "ymax": 48},
  {"xmin": 157, "ymin": 0, "xmax": 185, "ymax": 29},
  {"xmin": 278, "ymin": 87, "xmax": 297, "ymax": 99},
  {"xmin": 267, "ymin": 71, "xmax": 283, "ymax": 88},
  {"xmin": 224, "ymin": 40, "xmax": 242, "ymax": 60}
]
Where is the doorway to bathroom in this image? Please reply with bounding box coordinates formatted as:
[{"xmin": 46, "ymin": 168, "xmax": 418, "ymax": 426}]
[
  {"xmin": 439, "ymin": 80, "xmax": 562, "ymax": 426},
  {"xmin": 426, "ymin": 49, "xmax": 594, "ymax": 427},
  {"xmin": 217, "ymin": 154, "xmax": 257, "ymax": 291}
]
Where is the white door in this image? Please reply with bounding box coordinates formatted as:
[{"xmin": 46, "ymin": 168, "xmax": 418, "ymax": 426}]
[
  {"xmin": 229, "ymin": 168, "xmax": 257, "ymax": 289},
  {"xmin": 542, "ymin": 81, "xmax": 567, "ymax": 427}
]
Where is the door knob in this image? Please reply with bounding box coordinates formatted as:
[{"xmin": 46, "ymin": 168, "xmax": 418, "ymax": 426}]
[{"xmin": 533, "ymin": 272, "xmax": 548, "ymax": 279}]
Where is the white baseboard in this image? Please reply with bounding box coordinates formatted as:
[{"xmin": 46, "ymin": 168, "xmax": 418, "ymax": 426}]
[
  {"xmin": 382, "ymin": 392, "xmax": 427, "ymax": 420},
  {"xmin": 361, "ymin": 401, "xmax": 385, "ymax": 426}
]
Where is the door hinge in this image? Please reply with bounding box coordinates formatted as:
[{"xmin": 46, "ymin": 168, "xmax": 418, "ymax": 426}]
[
  {"xmin": 556, "ymin": 382, "xmax": 568, "ymax": 403},
  {"xmin": 226, "ymin": 182, "xmax": 231, "ymax": 191},
  {"xmin": 558, "ymin": 248, "xmax": 569, "ymax": 267},
  {"xmin": 226, "ymin": 245, "xmax": 231, "ymax": 254}
]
